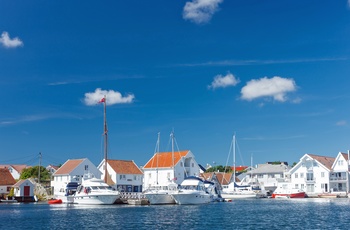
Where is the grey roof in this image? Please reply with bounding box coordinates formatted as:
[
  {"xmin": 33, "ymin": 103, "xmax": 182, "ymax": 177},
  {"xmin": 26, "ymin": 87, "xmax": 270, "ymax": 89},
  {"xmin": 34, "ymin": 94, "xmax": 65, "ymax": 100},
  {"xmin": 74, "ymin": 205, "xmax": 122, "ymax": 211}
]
[{"xmin": 250, "ymin": 164, "xmax": 290, "ymax": 174}]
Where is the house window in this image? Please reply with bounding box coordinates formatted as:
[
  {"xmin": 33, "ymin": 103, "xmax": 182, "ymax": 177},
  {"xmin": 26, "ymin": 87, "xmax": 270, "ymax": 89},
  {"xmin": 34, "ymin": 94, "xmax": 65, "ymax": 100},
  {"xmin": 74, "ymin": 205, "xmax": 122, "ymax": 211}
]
[
  {"xmin": 192, "ymin": 163, "xmax": 194, "ymax": 167},
  {"xmin": 321, "ymin": 172, "xmax": 325, "ymax": 178},
  {"xmin": 295, "ymin": 184, "xmax": 299, "ymax": 189},
  {"xmin": 120, "ymin": 175, "xmax": 126, "ymax": 180},
  {"xmin": 148, "ymin": 173, "xmax": 151, "ymax": 179},
  {"xmin": 301, "ymin": 184, "xmax": 305, "ymax": 190},
  {"xmin": 338, "ymin": 160, "xmax": 343, "ymax": 166},
  {"xmin": 295, "ymin": 173, "xmax": 298, "ymax": 179},
  {"xmin": 85, "ymin": 165, "xmax": 88, "ymax": 170},
  {"xmin": 134, "ymin": 175, "xmax": 137, "ymax": 180},
  {"xmin": 167, "ymin": 173, "xmax": 171, "ymax": 179},
  {"xmin": 300, "ymin": 173, "xmax": 304, "ymax": 178},
  {"xmin": 180, "ymin": 162, "xmax": 183, "ymax": 167},
  {"xmin": 306, "ymin": 173, "xmax": 314, "ymax": 181}
]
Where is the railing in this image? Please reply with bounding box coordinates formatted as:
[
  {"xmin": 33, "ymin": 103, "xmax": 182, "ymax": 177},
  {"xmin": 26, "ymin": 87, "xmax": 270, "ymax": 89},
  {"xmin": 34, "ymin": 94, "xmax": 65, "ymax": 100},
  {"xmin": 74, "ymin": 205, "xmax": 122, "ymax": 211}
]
[
  {"xmin": 329, "ymin": 177, "xmax": 347, "ymax": 181},
  {"xmin": 119, "ymin": 192, "xmax": 146, "ymax": 199}
]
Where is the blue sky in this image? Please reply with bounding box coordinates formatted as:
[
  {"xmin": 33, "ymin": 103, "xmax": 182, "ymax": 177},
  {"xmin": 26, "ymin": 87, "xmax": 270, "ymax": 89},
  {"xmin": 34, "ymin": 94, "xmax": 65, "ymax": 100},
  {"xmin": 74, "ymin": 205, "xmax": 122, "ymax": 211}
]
[{"xmin": 1, "ymin": 0, "xmax": 350, "ymax": 168}]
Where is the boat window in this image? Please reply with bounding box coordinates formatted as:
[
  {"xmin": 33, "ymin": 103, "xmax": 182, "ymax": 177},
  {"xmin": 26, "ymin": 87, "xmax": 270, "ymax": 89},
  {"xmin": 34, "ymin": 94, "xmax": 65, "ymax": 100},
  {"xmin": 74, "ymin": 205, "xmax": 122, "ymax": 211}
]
[{"xmin": 91, "ymin": 186, "xmax": 98, "ymax": 190}]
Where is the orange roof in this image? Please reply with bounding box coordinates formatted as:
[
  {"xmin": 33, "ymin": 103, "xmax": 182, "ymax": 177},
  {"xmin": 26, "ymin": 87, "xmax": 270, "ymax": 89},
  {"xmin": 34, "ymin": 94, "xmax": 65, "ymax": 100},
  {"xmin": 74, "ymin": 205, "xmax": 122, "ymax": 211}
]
[
  {"xmin": 107, "ymin": 160, "xmax": 143, "ymax": 175},
  {"xmin": 0, "ymin": 168, "xmax": 16, "ymax": 185},
  {"xmin": 308, "ymin": 154, "xmax": 335, "ymax": 170},
  {"xmin": 54, "ymin": 159, "xmax": 84, "ymax": 175},
  {"xmin": 143, "ymin": 150, "xmax": 189, "ymax": 169},
  {"xmin": 231, "ymin": 166, "xmax": 248, "ymax": 172}
]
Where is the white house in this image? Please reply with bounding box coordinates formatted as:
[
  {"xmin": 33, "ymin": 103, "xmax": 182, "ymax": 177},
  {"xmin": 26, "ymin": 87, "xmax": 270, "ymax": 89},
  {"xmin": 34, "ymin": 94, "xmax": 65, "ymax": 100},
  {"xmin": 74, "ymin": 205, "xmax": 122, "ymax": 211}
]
[
  {"xmin": 0, "ymin": 165, "xmax": 28, "ymax": 180},
  {"xmin": 243, "ymin": 163, "xmax": 290, "ymax": 192},
  {"xmin": 330, "ymin": 152, "xmax": 350, "ymax": 194},
  {"xmin": 142, "ymin": 150, "xmax": 200, "ymax": 189},
  {"xmin": 97, "ymin": 159, "xmax": 144, "ymax": 192},
  {"xmin": 288, "ymin": 154, "xmax": 335, "ymax": 196},
  {"xmin": 51, "ymin": 158, "xmax": 101, "ymax": 196}
]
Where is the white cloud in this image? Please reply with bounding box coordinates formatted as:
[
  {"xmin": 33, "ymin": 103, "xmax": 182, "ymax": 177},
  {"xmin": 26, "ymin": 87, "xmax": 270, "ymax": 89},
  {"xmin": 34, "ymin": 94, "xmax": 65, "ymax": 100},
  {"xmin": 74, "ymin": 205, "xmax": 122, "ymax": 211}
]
[
  {"xmin": 0, "ymin": 31, "xmax": 23, "ymax": 48},
  {"xmin": 208, "ymin": 72, "xmax": 240, "ymax": 89},
  {"xmin": 336, "ymin": 120, "xmax": 347, "ymax": 126},
  {"xmin": 84, "ymin": 88, "xmax": 135, "ymax": 106},
  {"xmin": 241, "ymin": 76, "xmax": 297, "ymax": 102},
  {"xmin": 183, "ymin": 0, "xmax": 223, "ymax": 24}
]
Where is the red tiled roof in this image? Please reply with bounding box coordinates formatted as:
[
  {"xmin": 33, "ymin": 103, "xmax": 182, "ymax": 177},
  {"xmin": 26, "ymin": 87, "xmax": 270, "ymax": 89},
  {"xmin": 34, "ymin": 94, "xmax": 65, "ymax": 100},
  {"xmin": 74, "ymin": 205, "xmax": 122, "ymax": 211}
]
[
  {"xmin": 0, "ymin": 165, "xmax": 29, "ymax": 174},
  {"xmin": 107, "ymin": 160, "xmax": 143, "ymax": 175},
  {"xmin": 143, "ymin": 150, "xmax": 189, "ymax": 169},
  {"xmin": 214, "ymin": 172, "xmax": 233, "ymax": 185},
  {"xmin": 0, "ymin": 168, "xmax": 16, "ymax": 185},
  {"xmin": 308, "ymin": 154, "xmax": 335, "ymax": 170},
  {"xmin": 54, "ymin": 159, "xmax": 84, "ymax": 175}
]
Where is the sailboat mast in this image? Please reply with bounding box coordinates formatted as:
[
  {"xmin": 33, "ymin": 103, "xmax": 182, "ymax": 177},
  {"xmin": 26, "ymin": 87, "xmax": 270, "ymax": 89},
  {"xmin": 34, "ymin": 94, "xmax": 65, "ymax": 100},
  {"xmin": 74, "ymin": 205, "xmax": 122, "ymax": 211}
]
[
  {"xmin": 233, "ymin": 134, "xmax": 236, "ymax": 184},
  {"xmin": 171, "ymin": 131, "xmax": 175, "ymax": 181},
  {"xmin": 156, "ymin": 132, "xmax": 160, "ymax": 185},
  {"xmin": 103, "ymin": 95, "xmax": 108, "ymax": 183}
]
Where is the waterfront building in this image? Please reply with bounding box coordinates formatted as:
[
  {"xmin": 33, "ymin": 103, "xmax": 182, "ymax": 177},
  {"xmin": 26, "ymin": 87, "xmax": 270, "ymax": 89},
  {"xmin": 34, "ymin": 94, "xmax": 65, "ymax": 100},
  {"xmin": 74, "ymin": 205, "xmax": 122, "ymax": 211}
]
[
  {"xmin": 13, "ymin": 179, "xmax": 35, "ymax": 202},
  {"xmin": 288, "ymin": 154, "xmax": 334, "ymax": 197},
  {"xmin": 329, "ymin": 152, "xmax": 350, "ymax": 195},
  {"xmin": 142, "ymin": 150, "xmax": 200, "ymax": 189},
  {"xmin": 241, "ymin": 163, "xmax": 290, "ymax": 193},
  {"xmin": 51, "ymin": 158, "xmax": 101, "ymax": 196},
  {"xmin": 97, "ymin": 159, "xmax": 144, "ymax": 192}
]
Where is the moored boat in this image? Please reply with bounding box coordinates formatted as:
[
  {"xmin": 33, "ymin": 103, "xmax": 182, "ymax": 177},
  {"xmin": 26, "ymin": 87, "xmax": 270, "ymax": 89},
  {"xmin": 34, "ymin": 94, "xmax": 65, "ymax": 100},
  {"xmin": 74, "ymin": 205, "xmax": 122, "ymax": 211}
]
[
  {"xmin": 171, "ymin": 176, "xmax": 211, "ymax": 205},
  {"xmin": 48, "ymin": 199, "xmax": 62, "ymax": 204},
  {"xmin": 73, "ymin": 173, "xmax": 120, "ymax": 205},
  {"xmin": 272, "ymin": 182, "xmax": 306, "ymax": 198}
]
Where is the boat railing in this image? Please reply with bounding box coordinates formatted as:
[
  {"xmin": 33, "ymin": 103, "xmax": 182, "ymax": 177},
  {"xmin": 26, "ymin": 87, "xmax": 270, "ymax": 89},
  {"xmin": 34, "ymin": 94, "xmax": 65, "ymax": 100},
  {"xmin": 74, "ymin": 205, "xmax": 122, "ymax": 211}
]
[{"xmin": 120, "ymin": 192, "xmax": 146, "ymax": 199}]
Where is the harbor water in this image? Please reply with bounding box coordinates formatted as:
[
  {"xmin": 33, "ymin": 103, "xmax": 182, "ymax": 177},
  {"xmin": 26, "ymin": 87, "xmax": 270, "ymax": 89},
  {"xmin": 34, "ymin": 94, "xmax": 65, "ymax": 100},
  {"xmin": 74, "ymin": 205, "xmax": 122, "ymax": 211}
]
[{"xmin": 1, "ymin": 198, "xmax": 350, "ymax": 229}]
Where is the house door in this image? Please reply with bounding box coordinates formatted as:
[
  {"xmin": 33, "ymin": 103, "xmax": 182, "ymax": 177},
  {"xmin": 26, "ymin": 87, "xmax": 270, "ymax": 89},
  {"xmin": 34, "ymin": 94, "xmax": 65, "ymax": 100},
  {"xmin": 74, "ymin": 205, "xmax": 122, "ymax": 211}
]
[
  {"xmin": 24, "ymin": 186, "xmax": 30, "ymax": 196},
  {"xmin": 325, "ymin": 183, "xmax": 328, "ymax": 192}
]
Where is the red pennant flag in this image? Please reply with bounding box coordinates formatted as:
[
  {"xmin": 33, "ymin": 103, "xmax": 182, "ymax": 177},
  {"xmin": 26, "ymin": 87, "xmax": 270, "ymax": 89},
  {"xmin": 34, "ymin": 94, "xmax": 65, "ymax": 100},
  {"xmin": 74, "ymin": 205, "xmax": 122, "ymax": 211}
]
[{"xmin": 99, "ymin": 98, "xmax": 105, "ymax": 103}]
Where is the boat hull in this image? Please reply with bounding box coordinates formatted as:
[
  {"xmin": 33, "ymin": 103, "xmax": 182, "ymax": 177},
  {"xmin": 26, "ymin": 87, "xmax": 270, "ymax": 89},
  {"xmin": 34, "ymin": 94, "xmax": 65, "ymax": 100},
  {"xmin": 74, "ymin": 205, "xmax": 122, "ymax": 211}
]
[
  {"xmin": 73, "ymin": 194, "xmax": 119, "ymax": 205},
  {"xmin": 48, "ymin": 199, "xmax": 62, "ymax": 204},
  {"xmin": 272, "ymin": 192, "xmax": 306, "ymax": 199},
  {"xmin": 171, "ymin": 192, "xmax": 211, "ymax": 205},
  {"xmin": 144, "ymin": 192, "xmax": 176, "ymax": 205},
  {"xmin": 221, "ymin": 193, "xmax": 257, "ymax": 199}
]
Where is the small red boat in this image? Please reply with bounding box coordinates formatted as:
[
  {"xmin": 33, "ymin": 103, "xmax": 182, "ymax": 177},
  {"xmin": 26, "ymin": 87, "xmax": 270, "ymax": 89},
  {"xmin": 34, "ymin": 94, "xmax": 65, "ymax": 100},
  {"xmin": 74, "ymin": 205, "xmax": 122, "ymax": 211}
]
[{"xmin": 48, "ymin": 199, "xmax": 62, "ymax": 204}]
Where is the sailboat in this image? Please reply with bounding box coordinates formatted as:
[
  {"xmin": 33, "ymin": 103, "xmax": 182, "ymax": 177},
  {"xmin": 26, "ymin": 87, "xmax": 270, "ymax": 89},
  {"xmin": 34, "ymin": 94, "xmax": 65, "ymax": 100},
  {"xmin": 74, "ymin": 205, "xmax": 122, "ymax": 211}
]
[
  {"xmin": 143, "ymin": 132, "xmax": 178, "ymax": 205},
  {"xmin": 221, "ymin": 134, "xmax": 258, "ymax": 200},
  {"xmin": 72, "ymin": 96, "xmax": 120, "ymax": 205}
]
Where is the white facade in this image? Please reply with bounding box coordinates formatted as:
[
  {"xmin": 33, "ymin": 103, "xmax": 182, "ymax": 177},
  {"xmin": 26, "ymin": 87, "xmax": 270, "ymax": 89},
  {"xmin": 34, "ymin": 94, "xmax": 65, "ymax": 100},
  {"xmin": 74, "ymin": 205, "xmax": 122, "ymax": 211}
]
[
  {"xmin": 143, "ymin": 151, "xmax": 200, "ymax": 189},
  {"xmin": 14, "ymin": 179, "xmax": 35, "ymax": 197},
  {"xmin": 51, "ymin": 158, "xmax": 101, "ymax": 195},
  {"xmin": 330, "ymin": 152, "xmax": 350, "ymax": 194},
  {"xmin": 289, "ymin": 154, "xmax": 331, "ymax": 196},
  {"xmin": 97, "ymin": 159, "xmax": 144, "ymax": 192}
]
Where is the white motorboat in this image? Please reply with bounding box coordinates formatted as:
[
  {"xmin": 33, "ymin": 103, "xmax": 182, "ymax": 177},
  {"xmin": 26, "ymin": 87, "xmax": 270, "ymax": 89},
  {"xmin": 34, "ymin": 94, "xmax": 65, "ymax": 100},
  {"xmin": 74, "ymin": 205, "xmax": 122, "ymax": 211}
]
[
  {"xmin": 221, "ymin": 182, "xmax": 257, "ymax": 200},
  {"xmin": 144, "ymin": 182, "xmax": 178, "ymax": 205},
  {"xmin": 73, "ymin": 173, "xmax": 120, "ymax": 205},
  {"xmin": 54, "ymin": 182, "xmax": 79, "ymax": 204},
  {"xmin": 171, "ymin": 177, "xmax": 211, "ymax": 205}
]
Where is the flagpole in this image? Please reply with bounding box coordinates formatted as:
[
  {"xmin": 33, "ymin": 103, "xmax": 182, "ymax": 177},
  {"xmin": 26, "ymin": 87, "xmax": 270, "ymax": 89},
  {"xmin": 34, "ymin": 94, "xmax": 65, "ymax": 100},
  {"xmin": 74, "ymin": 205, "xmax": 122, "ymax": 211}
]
[{"xmin": 103, "ymin": 95, "xmax": 108, "ymax": 183}]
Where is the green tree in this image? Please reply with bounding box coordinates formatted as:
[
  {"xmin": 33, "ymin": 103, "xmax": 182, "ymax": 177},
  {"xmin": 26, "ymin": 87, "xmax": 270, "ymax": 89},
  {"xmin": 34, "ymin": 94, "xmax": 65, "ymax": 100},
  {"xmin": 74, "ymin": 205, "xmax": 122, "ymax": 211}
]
[
  {"xmin": 205, "ymin": 165, "xmax": 233, "ymax": 173},
  {"xmin": 20, "ymin": 166, "xmax": 50, "ymax": 181}
]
